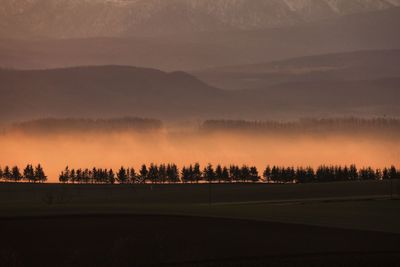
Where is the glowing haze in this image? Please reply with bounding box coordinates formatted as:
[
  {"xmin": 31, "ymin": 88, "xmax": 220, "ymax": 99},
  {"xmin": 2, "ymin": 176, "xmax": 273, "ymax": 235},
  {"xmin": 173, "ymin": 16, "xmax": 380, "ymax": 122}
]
[{"xmin": 1, "ymin": 129, "xmax": 398, "ymax": 182}]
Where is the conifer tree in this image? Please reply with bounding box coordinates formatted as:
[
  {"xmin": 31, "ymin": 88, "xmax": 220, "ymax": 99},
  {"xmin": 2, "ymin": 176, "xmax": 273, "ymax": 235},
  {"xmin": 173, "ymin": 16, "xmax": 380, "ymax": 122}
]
[
  {"xmin": 349, "ymin": 165, "xmax": 358, "ymax": 181},
  {"xmin": 92, "ymin": 167, "xmax": 98, "ymax": 183},
  {"xmin": 70, "ymin": 169, "xmax": 76, "ymax": 184},
  {"xmin": 83, "ymin": 169, "xmax": 91, "ymax": 184},
  {"xmin": 11, "ymin": 166, "xmax": 22, "ymax": 182},
  {"xmin": 158, "ymin": 164, "xmax": 167, "ymax": 183},
  {"xmin": 76, "ymin": 169, "xmax": 83, "ymax": 184},
  {"xmin": 222, "ymin": 166, "xmax": 230, "ymax": 182},
  {"xmin": 249, "ymin": 166, "xmax": 259, "ymax": 182},
  {"xmin": 108, "ymin": 169, "xmax": 115, "ymax": 184},
  {"xmin": 295, "ymin": 167, "xmax": 306, "ymax": 183},
  {"xmin": 148, "ymin": 164, "xmax": 159, "ymax": 184},
  {"xmin": 167, "ymin": 164, "xmax": 180, "ymax": 183},
  {"xmin": 229, "ymin": 165, "xmax": 237, "ymax": 182},
  {"xmin": 59, "ymin": 166, "xmax": 70, "ymax": 183},
  {"xmin": 389, "ymin": 166, "xmax": 398, "ymax": 180},
  {"xmin": 305, "ymin": 167, "xmax": 315, "ymax": 183},
  {"xmin": 117, "ymin": 166, "xmax": 128, "ymax": 184},
  {"xmin": 129, "ymin": 168, "xmax": 137, "ymax": 184},
  {"xmin": 139, "ymin": 164, "xmax": 148, "ymax": 184},
  {"xmin": 263, "ymin": 166, "xmax": 271, "ymax": 182},
  {"xmin": 3, "ymin": 166, "xmax": 12, "ymax": 182},
  {"xmin": 215, "ymin": 165, "xmax": 223, "ymax": 183},
  {"xmin": 34, "ymin": 164, "xmax": 47, "ymax": 183},
  {"xmin": 240, "ymin": 165, "xmax": 250, "ymax": 182},
  {"xmin": 181, "ymin": 166, "xmax": 190, "ymax": 183},
  {"xmin": 204, "ymin": 164, "xmax": 215, "ymax": 182},
  {"xmin": 193, "ymin": 163, "xmax": 202, "ymax": 183}
]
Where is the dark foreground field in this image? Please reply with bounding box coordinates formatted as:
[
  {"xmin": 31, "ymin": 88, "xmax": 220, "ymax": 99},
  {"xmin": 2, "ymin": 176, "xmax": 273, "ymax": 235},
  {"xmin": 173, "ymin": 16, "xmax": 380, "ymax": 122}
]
[
  {"xmin": 1, "ymin": 215, "xmax": 400, "ymax": 267},
  {"xmin": 1, "ymin": 181, "xmax": 399, "ymax": 266}
]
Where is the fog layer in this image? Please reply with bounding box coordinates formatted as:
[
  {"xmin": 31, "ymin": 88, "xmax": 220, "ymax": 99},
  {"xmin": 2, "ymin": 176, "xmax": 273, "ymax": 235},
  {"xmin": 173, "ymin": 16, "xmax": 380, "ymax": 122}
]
[{"xmin": 1, "ymin": 129, "xmax": 398, "ymax": 182}]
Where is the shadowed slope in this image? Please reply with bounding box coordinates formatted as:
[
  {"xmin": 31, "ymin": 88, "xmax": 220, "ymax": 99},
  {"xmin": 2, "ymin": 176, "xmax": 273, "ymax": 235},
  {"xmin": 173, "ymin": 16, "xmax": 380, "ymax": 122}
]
[{"xmin": 0, "ymin": 66, "xmax": 226, "ymax": 121}]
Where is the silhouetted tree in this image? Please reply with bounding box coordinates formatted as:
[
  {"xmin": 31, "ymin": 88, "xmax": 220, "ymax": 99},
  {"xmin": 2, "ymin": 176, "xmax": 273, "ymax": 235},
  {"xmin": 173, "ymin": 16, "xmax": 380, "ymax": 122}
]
[
  {"xmin": 215, "ymin": 165, "xmax": 223, "ymax": 183},
  {"xmin": 59, "ymin": 166, "xmax": 70, "ymax": 183},
  {"xmin": 269, "ymin": 166, "xmax": 279, "ymax": 183},
  {"xmin": 108, "ymin": 169, "xmax": 115, "ymax": 184},
  {"xmin": 249, "ymin": 166, "xmax": 260, "ymax": 182},
  {"xmin": 158, "ymin": 164, "xmax": 167, "ymax": 183},
  {"xmin": 167, "ymin": 164, "xmax": 180, "ymax": 183},
  {"xmin": 193, "ymin": 163, "xmax": 202, "ymax": 183},
  {"xmin": 181, "ymin": 166, "xmax": 191, "ymax": 183},
  {"xmin": 229, "ymin": 165, "xmax": 241, "ymax": 182},
  {"xmin": 383, "ymin": 167, "xmax": 390, "ymax": 180},
  {"xmin": 222, "ymin": 166, "xmax": 230, "ymax": 182},
  {"xmin": 389, "ymin": 166, "xmax": 399, "ymax": 180},
  {"xmin": 34, "ymin": 164, "xmax": 47, "ymax": 183},
  {"xmin": 117, "ymin": 166, "xmax": 128, "ymax": 184},
  {"xmin": 148, "ymin": 164, "xmax": 159, "ymax": 184},
  {"xmin": 3, "ymin": 166, "xmax": 12, "ymax": 182},
  {"xmin": 11, "ymin": 166, "xmax": 22, "ymax": 182},
  {"xmin": 76, "ymin": 169, "xmax": 83, "ymax": 184},
  {"xmin": 240, "ymin": 165, "xmax": 251, "ymax": 182},
  {"xmin": 295, "ymin": 167, "xmax": 307, "ymax": 183},
  {"xmin": 263, "ymin": 166, "xmax": 271, "ymax": 182},
  {"xmin": 24, "ymin": 164, "xmax": 35, "ymax": 183},
  {"xmin": 70, "ymin": 169, "xmax": 76, "ymax": 184},
  {"xmin": 360, "ymin": 167, "xmax": 376, "ymax": 180},
  {"xmin": 349, "ymin": 165, "xmax": 358, "ymax": 181},
  {"xmin": 204, "ymin": 164, "xmax": 215, "ymax": 182},
  {"xmin": 305, "ymin": 167, "xmax": 315, "ymax": 183},
  {"xmin": 83, "ymin": 169, "xmax": 91, "ymax": 184},
  {"xmin": 139, "ymin": 164, "xmax": 148, "ymax": 184},
  {"xmin": 129, "ymin": 168, "xmax": 137, "ymax": 184}
]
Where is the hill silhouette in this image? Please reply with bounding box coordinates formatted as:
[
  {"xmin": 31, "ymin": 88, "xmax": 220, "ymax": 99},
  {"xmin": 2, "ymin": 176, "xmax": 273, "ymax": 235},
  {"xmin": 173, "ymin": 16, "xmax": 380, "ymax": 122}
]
[
  {"xmin": 193, "ymin": 50, "xmax": 400, "ymax": 90},
  {"xmin": 0, "ymin": 66, "xmax": 227, "ymax": 122},
  {"xmin": 1, "ymin": 65, "xmax": 399, "ymax": 122}
]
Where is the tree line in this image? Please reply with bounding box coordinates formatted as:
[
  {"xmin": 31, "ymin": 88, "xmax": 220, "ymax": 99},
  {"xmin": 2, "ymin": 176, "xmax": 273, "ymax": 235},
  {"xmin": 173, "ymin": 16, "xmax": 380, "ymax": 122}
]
[
  {"xmin": 263, "ymin": 165, "xmax": 400, "ymax": 183},
  {"xmin": 11, "ymin": 117, "xmax": 163, "ymax": 135},
  {"xmin": 1, "ymin": 163, "xmax": 399, "ymax": 184},
  {"xmin": 58, "ymin": 164, "xmax": 400, "ymax": 184},
  {"xmin": 0, "ymin": 164, "xmax": 47, "ymax": 183},
  {"xmin": 58, "ymin": 164, "xmax": 260, "ymax": 184},
  {"xmin": 202, "ymin": 118, "xmax": 400, "ymax": 133}
]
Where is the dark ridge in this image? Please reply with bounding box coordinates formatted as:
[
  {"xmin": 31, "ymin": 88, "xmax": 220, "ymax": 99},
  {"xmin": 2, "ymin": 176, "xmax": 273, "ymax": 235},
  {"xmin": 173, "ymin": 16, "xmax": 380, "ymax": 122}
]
[
  {"xmin": 10, "ymin": 117, "xmax": 163, "ymax": 134},
  {"xmin": 201, "ymin": 118, "xmax": 400, "ymax": 133}
]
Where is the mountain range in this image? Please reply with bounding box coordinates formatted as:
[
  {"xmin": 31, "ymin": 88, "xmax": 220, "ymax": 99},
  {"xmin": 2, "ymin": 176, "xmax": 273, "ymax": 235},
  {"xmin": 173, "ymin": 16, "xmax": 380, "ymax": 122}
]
[
  {"xmin": 1, "ymin": 0, "xmax": 400, "ymax": 39},
  {"xmin": 1, "ymin": 7, "xmax": 400, "ymax": 71},
  {"xmin": 1, "ymin": 1, "xmax": 400, "ymax": 122},
  {"xmin": 1, "ymin": 60, "xmax": 399, "ymax": 122},
  {"xmin": 192, "ymin": 50, "xmax": 400, "ymax": 90}
]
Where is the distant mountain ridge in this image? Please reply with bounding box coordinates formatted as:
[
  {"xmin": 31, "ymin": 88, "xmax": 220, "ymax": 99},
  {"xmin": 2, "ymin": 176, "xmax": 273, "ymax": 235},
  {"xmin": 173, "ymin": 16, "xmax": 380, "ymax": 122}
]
[
  {"xmin": 192, "ymin": 49, "xmax": 400, "ymax": 90},
  {"xmin": 1, "ymin": 65, "xmax": 399, "ymax": 122},
  {"xmin": 1, "ymin": 0, "xmax": 400, "ymax": 39},
  {"xmin": 1, "ymin": 8, "xmax": 400, "ymax": 71},
  {"xmin": 0, "ymin": 66, "xmax": 227, "ymax": 122}
]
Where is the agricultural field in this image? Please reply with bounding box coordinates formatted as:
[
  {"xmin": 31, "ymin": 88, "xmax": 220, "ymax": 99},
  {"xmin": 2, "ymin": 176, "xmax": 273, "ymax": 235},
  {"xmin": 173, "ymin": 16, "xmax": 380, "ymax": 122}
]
[{"xmin": 0, "ymin": 180, "xmax": 399, "ymax": 266}]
